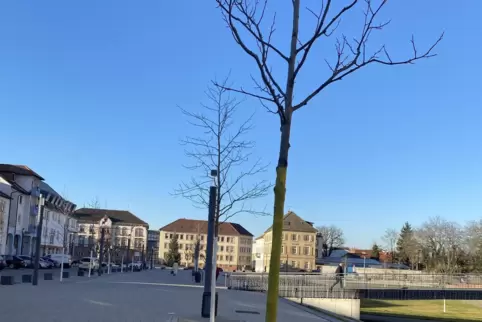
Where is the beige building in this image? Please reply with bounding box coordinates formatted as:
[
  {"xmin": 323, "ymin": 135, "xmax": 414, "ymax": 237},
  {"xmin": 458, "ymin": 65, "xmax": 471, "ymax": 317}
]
[
  {"xmin": 159, "ymin": 219, "xmax": 253, "ymax": 271},
  {"xmin": 263, "ymin": 211, "xmax": 317, "ymax": 272}
]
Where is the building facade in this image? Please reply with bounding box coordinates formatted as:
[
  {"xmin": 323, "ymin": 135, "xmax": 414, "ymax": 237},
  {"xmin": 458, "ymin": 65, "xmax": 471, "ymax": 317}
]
[
  {"xmin": 0, "ymin": 165, "xmax": 76, "ymax": 257},
  {"xmin": 262, "ymin": 211, "xmax": 317, "ymax": 272},
  {"xmin": 0, "ymin": 184, "xmax": 12, "ymax": 255},
  {"xmin": 147, "ymin": 229, "xmax": 160, "ymax": 264},
  {"xmin": 74, "ymin": 208, "xmax": 149, "ymax": 263},
  {"xmin": 253, "ymin": 235, "xmax": 265, "ymax": 272},
  {"xmin": 159, "ymin": 219, "xmax": 254, "ymax": 271}
]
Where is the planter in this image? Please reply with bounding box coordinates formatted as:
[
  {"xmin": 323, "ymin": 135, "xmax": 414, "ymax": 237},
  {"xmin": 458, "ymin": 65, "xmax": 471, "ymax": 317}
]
[
  {"xmin": 22, "ymin": 274, "xmax": 32, "ymax": 283},
  {"xmin": 1, "ymin": 275, "xmax": 14, "ymax": 285}
]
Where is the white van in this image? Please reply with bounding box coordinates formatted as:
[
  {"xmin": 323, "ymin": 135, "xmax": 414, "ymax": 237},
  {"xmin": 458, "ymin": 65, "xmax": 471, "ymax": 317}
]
[{"xmin": 46, "ymin": 254, "xmax": 72, "ymax": 268}]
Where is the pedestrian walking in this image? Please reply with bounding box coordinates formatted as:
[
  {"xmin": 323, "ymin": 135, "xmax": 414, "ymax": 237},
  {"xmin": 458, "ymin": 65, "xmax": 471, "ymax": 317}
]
[{"xmin": 329, "ymin": 262, "xmax": 345, "ymax": 292}]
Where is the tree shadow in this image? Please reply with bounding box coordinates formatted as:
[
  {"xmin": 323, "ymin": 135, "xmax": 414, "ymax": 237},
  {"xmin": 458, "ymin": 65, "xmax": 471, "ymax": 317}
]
[{"xmin": 361, "ymin": 299, "xmax": 403, "ymax": 308}]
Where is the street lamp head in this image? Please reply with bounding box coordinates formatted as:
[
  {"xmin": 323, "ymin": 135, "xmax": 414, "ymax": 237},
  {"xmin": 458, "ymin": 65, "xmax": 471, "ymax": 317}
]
[{"xmin": 210, "ymin": 169, "xmax": 218, "ymax": 177}]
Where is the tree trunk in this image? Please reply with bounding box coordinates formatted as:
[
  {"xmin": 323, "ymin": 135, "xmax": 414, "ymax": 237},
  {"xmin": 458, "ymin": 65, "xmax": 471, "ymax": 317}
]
[
  {"xmin": 265, "ymin": 1, "xmax": 299, "ymax": 321},
  {"xmin": 265, "ymin": 121, "xmax": 291, "ymax": 322}
]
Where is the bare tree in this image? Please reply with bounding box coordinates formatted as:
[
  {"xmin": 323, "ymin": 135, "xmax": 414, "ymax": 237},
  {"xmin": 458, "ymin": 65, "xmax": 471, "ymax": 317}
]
[
  {"xmin": 214, "ymin": 0, "xmax": 442, "ymax": 318},
  {"xmin": 316, "ymin": 225, "xmax": 345, "ymax": 257},
  {"xmin": 84, "ymin": 196, "xmax": 101, "ymax": 209},
  {"xmin": 465, "ymin": 220, "xmax": 482, "ymax": 272},
  {"xmin": 381, "ymin": 228, "xmax": 399, "ymax": 264},
  {"xmin": 174, "ymin": 79, "xmax": 271, "ymax": 223},
  {"xmin": 417, "ymin": 216, "xmax": 464, "ymax": 273}
]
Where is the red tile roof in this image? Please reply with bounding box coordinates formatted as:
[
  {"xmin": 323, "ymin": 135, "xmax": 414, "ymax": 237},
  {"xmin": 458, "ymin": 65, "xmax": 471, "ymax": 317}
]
[{"xmin": 159, "ymin": 218, "xmax": 253, "ymax": 237}]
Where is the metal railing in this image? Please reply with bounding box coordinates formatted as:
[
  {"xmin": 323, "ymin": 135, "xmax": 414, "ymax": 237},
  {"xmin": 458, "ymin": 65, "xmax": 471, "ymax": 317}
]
[{"xmin": 226, "ymin": 272, "xmax": 482, "ymax": 297}]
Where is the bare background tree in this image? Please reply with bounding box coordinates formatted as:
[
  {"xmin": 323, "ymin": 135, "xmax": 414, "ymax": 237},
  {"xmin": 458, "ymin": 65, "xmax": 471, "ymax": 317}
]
[
  {"xmin": 174, "ymin": 79, "xmax": 270, "ymax": 223},
  {"xmin": 316, "ymin": 225, "xmax": 345, "ymax": 257},
  {"xmin": 381, "ymin": 228, "xmax": 398, "ymax": 264},
  {"xmin": 213, "ymin": 0, "xmax": 442, "ymax": 318},
  {"xmin": 84, "ymin": 196, "xmax": 101, "ymax": 209}
]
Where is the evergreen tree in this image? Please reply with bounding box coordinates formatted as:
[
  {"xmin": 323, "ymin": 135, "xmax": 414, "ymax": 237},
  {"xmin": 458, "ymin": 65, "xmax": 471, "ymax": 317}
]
[
  {"xmin": 166, "ymin": 234, "xmax": 181, "ymax": 267},
  {"xmin": 396, "ymin": 222, "xmax": 414, "ymax": 265},
  {"xmin": 371, "ymin": 243, "xmax": 381, "ymax": 261}
]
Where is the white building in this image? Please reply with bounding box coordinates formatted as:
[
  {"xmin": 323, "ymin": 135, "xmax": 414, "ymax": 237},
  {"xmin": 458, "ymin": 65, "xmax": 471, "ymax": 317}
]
[
  {"xmin": 253, "ymin": 235, "xmax": 265, "ymax": 272},
  {"xmin": 0, "ymin": 178, "xmax": 12, "ymax": 255},
  {"xmin": 0, "ymin": 164, "xmax": 77, "ymax": 256},
  {"xmin": 38, "ymin": 181, "xmax": 78, "ymax": 256},
  {"xmin": 74, "ymin": 208, "xmax": 149, "ymax": 263}
]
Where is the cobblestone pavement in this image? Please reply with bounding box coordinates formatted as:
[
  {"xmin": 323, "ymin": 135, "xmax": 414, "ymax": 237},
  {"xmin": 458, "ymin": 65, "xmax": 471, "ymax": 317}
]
[{"xmin": 0, "ymin": 269, "xmax": 340, "ymax": 322}]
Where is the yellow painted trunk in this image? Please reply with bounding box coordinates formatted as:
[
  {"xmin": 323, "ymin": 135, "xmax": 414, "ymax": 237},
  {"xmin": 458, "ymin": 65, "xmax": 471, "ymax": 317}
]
[{"xmin": 265, "ymin": 166, "xmax": 287, "ymax": 322}]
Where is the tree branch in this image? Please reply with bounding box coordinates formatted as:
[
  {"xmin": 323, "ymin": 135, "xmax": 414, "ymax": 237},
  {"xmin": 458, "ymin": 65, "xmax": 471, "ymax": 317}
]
[
  {"xmin": 173, "ymin": 77, "xmax": 271, "ymax": 221},
  {"xmin": 293, "ymin": 0, "xmax": 443, "ymax": 111}
]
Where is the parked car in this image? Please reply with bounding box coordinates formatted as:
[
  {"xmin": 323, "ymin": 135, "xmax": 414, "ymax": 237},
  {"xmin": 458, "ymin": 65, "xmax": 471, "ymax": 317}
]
[
  {"xmin": 17, "ymin": 255, "xmax": 33, "ymax": 268},
  {"xmin": 78, "ymin": 257, "xmax": 100, "ymax": 272},
  {"xmin": 2, "ymin": 255, "xmax": 25, "ymax": 269},
  {"xmin": 46, "ymin": 254, "xmax": 72, "ymax": 268},
  {"xmin": 0, "ymin": 255, "xmax": 6, "ymax": 270},
  {"xmin": 42, "ymin": 257, "xmax": 60, "ymax": 267},
  {"xmin": 39, "ymin": 259, "xmax": 52, "ymax": 269},
  {"xmin": 128, "ymin": 261, "xmax": 143, "ymax": 270}
]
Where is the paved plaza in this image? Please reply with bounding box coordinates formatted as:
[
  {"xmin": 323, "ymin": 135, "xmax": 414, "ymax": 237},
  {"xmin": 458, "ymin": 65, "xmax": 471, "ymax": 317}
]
[{"xmin": 0, "ymin": 269, "xmax": 341, "ymax": 322}]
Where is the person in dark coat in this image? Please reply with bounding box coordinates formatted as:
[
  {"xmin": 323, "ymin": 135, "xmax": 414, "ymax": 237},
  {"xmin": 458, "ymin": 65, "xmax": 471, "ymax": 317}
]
[
  {"xmin": 216, "ymin": 267, "xmax": 222, "ymax": 280},
  {"xmin": 329, "ymin": 263, "xmax": 345, "ymax": 291}
]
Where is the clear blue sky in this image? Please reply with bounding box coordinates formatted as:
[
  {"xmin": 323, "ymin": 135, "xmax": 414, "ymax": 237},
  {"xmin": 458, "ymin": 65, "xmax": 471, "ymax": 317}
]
[{"xmin": 1, "ymin": 1, "xmax": 480, "ymax": 249}]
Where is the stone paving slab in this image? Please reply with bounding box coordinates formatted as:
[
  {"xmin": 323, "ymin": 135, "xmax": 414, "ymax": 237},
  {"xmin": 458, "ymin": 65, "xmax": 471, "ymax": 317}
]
[{"xmin": 0, "ymin": 269, "xmax": 341, "ymax": 322}]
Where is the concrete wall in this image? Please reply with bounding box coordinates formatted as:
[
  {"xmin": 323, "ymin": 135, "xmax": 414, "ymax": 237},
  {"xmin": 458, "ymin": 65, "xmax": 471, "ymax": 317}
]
[{"xmin": 287, "ymin": 297, "xmax": 360, "ymax": 320}]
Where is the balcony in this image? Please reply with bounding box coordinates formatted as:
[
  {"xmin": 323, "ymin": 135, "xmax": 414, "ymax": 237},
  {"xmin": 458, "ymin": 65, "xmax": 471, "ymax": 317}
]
[{"xmin": 30, "ymin": 205, "xmax": 38, "ymax": 216}]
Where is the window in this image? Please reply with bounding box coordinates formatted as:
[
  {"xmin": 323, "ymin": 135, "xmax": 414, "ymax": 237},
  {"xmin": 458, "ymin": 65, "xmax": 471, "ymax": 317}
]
[
  {"xmin": 291, "ymin": 234, "xmax": 297, "ymax": 241},
  {"xmin": 304, "ymin": 247, "xmax": 310, "ymax": 255},
  {"xmin": 291, "ymin": 246, "xmax": 298, "ymax": 255},
  {"xmin": 18, "ymin": 195, "xmax": 23, "ymax": 204},
  {"xmin": 304, "ymin": 235, "xmax": 309, "ymax": 242},
  {"xmin": 135, "ymin": 228, "xmax": 144, "ymax": 237},
  {"xmin": 219, "ymin": 255, "xmax": 224, "ymax": 261},
  {"xmin": 179, "ymin": 244, "xmax": 183, "ymax": 250},
  {"xmin": 79, "ymin": 236, "xmax": 85, "ymax": 245},
  {"xmin": 291, "ymin": 261, "xmax": 297, "ymax": 268},
  {"xmin": 220, "ymin": 246, "xmax": 224, "ymax": 252},
  {"xmin": 282, "ymin": 234, "xmax": 285, "ymax": 241},
  {"xmin": 165, "ymin": 233, "xmax": 169, "ymax": 239},
  {"xmin": 221, "ymin": 237, "xmax": 224, "ymax": 242},
  {"xmin": 190, "ymin": 235, "xmax": 194, "ymax": 240},
  {"xmin": 180, "ymin": 234, "xmax": 184, "ymax": 240},
  {"xmin": 305, "ymin": 262, "xmax": 310, "ymax": 269},
  {"xmin": 170, "ymin": 234, "xmax": 173, "ymax": 239}
]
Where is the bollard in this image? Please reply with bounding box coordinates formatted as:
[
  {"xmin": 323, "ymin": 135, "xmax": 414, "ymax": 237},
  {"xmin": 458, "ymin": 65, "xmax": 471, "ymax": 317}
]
[
  {"xmin": 62, "ymin": 271, "xmax": 70, "ymax": 279},
  {"xmin": 1, "ymin": 275, "xmax": 14, "ymax": 285},
  {"xmin": 195, "ymin": 272, "xmax": 202, "ymax": 284},
  {"xmin": 78, "ymin": 270, "xmax": 85, "ymax": 276},
  {"xmin": 44, "ymin": 273, "xmax": 53, "ymax": 280},
  {"xmin": 22, "ymin": 274, "xmax": 32, "ymax": 283}
]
